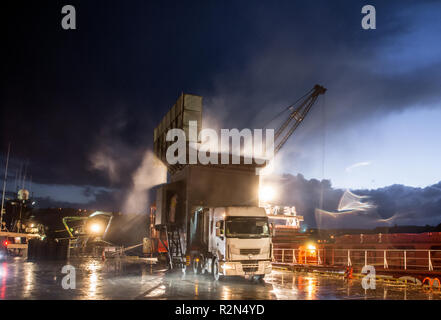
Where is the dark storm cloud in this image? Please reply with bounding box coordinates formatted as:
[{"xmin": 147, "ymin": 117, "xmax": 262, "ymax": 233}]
[
  {"xmin": 205, "ymin": 0, "xmax": 441, "ymax": 133},
  {"xmin": 262, "ymin": 174, "xmax": 342, "ymax": 228},
  {"xmin": 1, "ymin": 0, "xmax": 264, "ymax": 188},
  {"xmin": 1, "ymin": 1, "xmax": 440, "ymax": 209},
  {"xmin": 264, "ymin": 174, "xmax": 441, "ymax": 228},
  {"xmin": 361, "ymin": 182, "xmax": 441, "ymax": 223}
]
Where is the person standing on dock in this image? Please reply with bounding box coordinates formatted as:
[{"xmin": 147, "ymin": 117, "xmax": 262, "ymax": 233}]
[{"xmin": 344, "ymin": 267, "xmax": 353, "ymax": 281}]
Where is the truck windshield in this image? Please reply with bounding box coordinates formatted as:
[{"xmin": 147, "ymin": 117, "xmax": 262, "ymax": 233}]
[{"xmin": 225, "ymin": 217, "xmax": 270, "ymax": 238}]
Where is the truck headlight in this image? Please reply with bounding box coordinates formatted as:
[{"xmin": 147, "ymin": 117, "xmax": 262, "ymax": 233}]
[{"xmin": 221, "ymin": 263, "xmax": 235, "ymax": 270}]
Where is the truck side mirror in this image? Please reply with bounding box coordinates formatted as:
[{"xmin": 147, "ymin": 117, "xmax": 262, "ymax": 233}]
[
  {"xmin": 270, "ymin": 223, "xmax": 275, "ymax": 237},
  {"xmin": 215, "ymin": 220, "xmax": 224, "ymax": 239}
]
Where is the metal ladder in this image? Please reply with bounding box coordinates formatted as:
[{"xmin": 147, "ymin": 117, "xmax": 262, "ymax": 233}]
[
  {"xmin": 67, "ymin": 238, "xmax": 78, "ymax": 258},
  {"xmin": 164, "ymin": 225, "xmax": 184, "ymax": 270}
]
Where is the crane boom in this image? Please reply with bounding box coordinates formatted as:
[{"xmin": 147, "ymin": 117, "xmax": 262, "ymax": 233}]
[{"xmin": 274, "ymin": 84, "xmax": 326, "ymax": 154}]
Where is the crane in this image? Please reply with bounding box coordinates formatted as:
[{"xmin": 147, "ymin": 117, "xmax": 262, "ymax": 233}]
[{"xmin": 272, "ymin": 84, "xmax": 326, "ymax": 154}]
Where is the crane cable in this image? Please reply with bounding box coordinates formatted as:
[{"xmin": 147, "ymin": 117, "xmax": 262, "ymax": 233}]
[
  {"xmin": 319, "ymin": 94, "xmax": 326, "ymax": 211},
  {"xmin": 317, "ymin": 94, "xmax": 327, "ymax": 233},
  {"xmin": 262, "ymin": 88, "xmax": 314, "ymax": 130}
]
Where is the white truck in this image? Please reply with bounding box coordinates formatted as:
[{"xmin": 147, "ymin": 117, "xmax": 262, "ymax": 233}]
[{"xmin": 188, "ymin": 206, "xmax": 273, "ymax": 281}]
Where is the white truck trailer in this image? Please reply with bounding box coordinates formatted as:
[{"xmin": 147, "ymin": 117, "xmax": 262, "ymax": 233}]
[
  {"xmin": 188, "ymin": 206, "xmax": 272, "ymax": 281},
  {"xmin": 152, "ymin": 93, "xmax": 273, "ymax": 281}
]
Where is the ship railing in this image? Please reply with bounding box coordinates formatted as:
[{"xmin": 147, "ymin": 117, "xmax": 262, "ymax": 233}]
[{"xmin": 272, "ymin": 248, "xmax": 441, "ymax": 271}]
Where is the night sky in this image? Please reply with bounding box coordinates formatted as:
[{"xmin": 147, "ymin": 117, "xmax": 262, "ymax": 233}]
[{"xmin": 1, "ymin": 1, "xmax": 441, "ymax": 225}]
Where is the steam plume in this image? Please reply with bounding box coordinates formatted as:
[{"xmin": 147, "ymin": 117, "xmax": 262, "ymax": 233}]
[{"xmin": 123, "ymin": 151, "xmax": 166, "ymax": 214}]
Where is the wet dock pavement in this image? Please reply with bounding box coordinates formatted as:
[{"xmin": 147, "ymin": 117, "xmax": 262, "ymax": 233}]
[{"xmin": 0, "ymin": 257, "xmax": 439, "ymax": 300}]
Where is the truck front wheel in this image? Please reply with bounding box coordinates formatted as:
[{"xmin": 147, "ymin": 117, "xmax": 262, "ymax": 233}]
[{"xmin": 212, "ymin": 258, "xmax": 220, "ymax": 281}]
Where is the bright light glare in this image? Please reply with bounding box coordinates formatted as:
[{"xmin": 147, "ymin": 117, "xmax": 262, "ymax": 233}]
[
  {"xmin": 307, "ymin": 244, "xmax": 316, "ymax": 252},
  {"xmin": 89, "ymin": 223, "xmax": 102, "ymax": 234},
  {"xmin": 259, "ymin": 186, "xmax": 276, "ymax": 203}
]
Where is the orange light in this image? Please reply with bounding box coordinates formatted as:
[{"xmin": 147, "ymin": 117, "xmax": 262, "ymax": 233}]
[{"xmin": 3, "ymin": 240, "xmax": 8, "ymax": 247}]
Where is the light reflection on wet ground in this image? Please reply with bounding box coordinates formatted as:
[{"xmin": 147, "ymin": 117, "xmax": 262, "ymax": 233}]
[
  {"xmin": 0, "ymin": 258, "xmax": 439, "ymax": 300},
  {"xmin": 265, "ymin": 271, "xmax": 441, "ymax": 300}
]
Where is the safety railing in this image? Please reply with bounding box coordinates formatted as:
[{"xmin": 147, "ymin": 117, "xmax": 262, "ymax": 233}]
[
  {"xmin": 67, "ymin": 238, "xmax": 124, "ymax": 258},
  {"xmin": 273, "ymin": 248, "xmax": 441, "ymax": 271}
]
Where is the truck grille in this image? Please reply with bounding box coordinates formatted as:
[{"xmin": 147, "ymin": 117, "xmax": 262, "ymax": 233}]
[
  {"xmin": 240, "ymin": 249, "xmax": 260, "ymax": 255},
  {"xmin": 241, "ymin": 261, "xmax": 259, "ymax": 273}
]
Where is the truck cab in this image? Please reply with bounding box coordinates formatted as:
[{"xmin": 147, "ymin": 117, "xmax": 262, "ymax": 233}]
[{"xmin": 189, "ymin": 206, "xmax": 272, "ymax": 281}]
